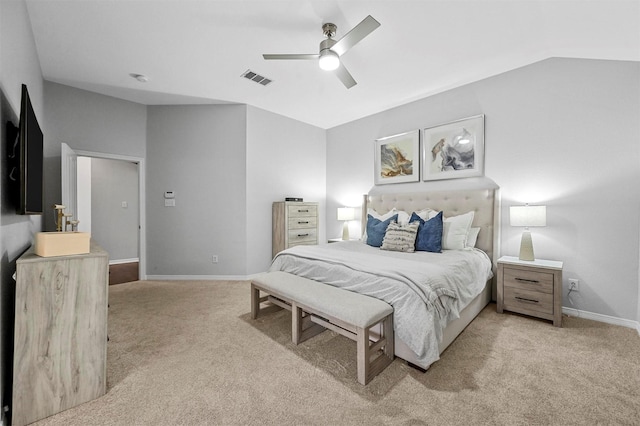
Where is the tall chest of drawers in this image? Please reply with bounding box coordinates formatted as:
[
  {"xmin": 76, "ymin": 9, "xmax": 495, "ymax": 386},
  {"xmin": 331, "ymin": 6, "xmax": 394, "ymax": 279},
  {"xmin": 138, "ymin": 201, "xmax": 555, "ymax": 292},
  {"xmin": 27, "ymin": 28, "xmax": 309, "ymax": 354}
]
[{"xmin": 272, "ymin": 201, "xmax": 318, "ymax": 258}]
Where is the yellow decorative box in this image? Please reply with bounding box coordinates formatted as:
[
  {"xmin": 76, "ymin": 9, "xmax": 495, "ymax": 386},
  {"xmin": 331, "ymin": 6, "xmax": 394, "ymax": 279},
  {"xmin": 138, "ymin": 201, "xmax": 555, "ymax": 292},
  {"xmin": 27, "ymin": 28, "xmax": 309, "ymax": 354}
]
[{"xmin": 35, "ymin": 232, "xmax": 91, "ymax": 257}]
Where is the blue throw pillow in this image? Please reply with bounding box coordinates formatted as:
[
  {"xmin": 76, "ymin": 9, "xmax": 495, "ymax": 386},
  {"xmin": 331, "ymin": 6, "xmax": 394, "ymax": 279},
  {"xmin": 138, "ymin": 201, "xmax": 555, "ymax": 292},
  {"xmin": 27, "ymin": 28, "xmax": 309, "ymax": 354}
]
[
  {"xmin": 410, "ymin": 211, "xmax": 443, "ymax": 253},
  {"xmin": 366, "ymin": 214, "xmax": 398, "ymax": 247}
]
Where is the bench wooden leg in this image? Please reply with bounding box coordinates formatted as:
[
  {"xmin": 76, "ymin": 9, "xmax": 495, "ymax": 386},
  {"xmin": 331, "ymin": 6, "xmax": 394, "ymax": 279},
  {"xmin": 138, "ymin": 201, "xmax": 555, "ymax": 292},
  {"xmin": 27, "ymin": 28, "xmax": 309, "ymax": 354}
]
[
  {"xmin": 292, "ymin": 303, "xmax": 302, "ymax": 344},
  {"xmin": 356, "ymin": 325, "xmax": 370, "ymax": 385},
  {"xmin": 251, "ymin": 283, "xmax": 260, "ymax": 319},
  {"xmin": 292, "ymin": 303, "xmax": 325, "ymax": 344},
  {"xmin": 383, "ymin": 313, "xmax": 394, "ymax": 361},
  {"xmin": 251, "ymin": 283, "xmax": 287, "ymax": 319},
  {"xmin": 356, "ymin": 314, "xmax": 394, "ymax": 385}
]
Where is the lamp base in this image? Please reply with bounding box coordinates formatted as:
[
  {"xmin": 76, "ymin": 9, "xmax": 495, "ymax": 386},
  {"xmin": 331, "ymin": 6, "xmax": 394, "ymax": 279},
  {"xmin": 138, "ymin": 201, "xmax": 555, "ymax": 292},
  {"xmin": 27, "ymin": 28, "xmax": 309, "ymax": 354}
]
[
  {"xmin": 519, "ymin": 231, "xmax": 535, "ymax": 261},
  {"xmin": 342, "ymin": 221, "xmax": 350, "ymax": 241}
]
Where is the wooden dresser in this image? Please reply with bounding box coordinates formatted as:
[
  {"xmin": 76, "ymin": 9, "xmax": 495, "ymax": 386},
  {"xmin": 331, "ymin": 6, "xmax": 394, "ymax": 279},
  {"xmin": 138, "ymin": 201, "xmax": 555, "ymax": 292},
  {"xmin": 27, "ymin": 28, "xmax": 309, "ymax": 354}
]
[
  {"xmin": 272, "ymin": 201, "xmax": 318, "ymax": 258},
  {"xmin": 12, "ymin": 242, "xmax": 109, "ymax": 426},
  {"xmin": 497, "ymin": 256, "xmax": 563, "ymax": 327}
]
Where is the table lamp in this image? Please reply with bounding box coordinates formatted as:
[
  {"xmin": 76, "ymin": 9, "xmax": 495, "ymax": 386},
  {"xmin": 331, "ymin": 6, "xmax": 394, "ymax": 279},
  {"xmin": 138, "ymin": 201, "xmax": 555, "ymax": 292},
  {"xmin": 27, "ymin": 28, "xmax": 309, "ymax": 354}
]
[
  {"xmin": 337, "ymin": 207, "xmax": 355, "ymax": 240},
  {"xmin": 509, "ymin": 204, "xmax": 546, "ymax": 261}
]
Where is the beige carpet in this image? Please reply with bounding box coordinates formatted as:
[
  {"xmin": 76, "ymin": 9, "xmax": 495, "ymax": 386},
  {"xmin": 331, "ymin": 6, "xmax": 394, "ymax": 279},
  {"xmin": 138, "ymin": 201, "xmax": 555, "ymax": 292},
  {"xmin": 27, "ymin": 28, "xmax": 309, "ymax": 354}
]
[{"xmin": 33, "ymin": 280, "xmax": 640, "ymax": 426}]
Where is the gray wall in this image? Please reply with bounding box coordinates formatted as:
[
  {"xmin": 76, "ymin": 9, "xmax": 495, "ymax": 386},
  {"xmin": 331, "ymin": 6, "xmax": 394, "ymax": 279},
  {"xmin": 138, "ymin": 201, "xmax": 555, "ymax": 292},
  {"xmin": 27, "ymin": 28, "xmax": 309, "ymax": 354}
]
[
  {"xmin": 327, "ymin": 58, "xmax": 640, "ymax": 321},
  {"xmin": 41, "ymin": 86, "xmax": 328, "ymax": 277},
  {"xmin": 0, "ymin": 0, "xmax": 44, "ymax": 418},
  {"xmin": 146, "ymin": 104, "xmax": 248, "ymax": 276},
  {"xmin": 91, "ymin": 158, "xmax": 139, "ymax": 261},
  {"xmin": 43, "ymin": 81, "xmax": 147, "ymax": 232},
  {"xmin": 246, "ymin": 106, "xmax": 327, "ymax": 274}
]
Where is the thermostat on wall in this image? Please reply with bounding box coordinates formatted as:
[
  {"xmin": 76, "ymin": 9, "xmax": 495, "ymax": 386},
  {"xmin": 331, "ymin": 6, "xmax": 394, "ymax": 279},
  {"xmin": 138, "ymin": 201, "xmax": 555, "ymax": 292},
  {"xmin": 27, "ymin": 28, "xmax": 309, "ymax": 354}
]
[{"xmin": 164, "ymin": 191, "xmax": 175, "ymax": 199}]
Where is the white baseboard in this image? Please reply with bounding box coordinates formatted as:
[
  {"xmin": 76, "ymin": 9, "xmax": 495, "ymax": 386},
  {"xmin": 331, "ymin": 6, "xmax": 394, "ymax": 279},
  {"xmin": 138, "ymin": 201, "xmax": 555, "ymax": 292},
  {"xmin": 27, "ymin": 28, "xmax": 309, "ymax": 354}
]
[
  {"xmin": 145, "ymin": 273, "xmax": 270, "ymax": 281},
  {"xmin": 563, "ymin": 307, "xmax": 640, "ymax": 335},
  {"xmin": 109, "ymin": 258, "xmax": 139, "ymax": 265},
  {"xmin": 145, "ymin": 275, "xmax": 249, "ymax": 281}
]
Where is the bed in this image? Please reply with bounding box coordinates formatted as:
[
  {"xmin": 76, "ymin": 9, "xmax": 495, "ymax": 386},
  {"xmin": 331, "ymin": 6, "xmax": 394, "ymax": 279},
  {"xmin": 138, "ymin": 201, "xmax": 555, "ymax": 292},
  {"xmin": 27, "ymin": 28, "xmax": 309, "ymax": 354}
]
[{"xmin": 269, "ymin": 187, "xmax": 499, "ymax": 370}]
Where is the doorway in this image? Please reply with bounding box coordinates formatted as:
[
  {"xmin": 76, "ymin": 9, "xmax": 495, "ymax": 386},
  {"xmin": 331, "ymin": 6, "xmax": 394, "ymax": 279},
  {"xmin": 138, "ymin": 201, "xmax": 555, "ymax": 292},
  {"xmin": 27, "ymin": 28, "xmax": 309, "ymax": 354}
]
[
  {"xmin": 62, "ymin": 144, "xmax": 146, "ymax": 280},
  {"xmin": 79, "ymin": 157, "xmax": 140, "ymax": 284}
]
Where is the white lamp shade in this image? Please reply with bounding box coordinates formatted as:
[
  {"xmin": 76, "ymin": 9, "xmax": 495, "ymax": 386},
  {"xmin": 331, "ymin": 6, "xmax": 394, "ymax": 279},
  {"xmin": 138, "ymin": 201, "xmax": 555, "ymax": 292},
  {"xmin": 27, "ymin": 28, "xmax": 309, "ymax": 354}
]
[
  {"xmin": 510, "ymin": 205, "xmax": 546, "ymax": 227},
  {"xmin": 337, "ymin": 207, "xmax": 355, "ymax": 221}
]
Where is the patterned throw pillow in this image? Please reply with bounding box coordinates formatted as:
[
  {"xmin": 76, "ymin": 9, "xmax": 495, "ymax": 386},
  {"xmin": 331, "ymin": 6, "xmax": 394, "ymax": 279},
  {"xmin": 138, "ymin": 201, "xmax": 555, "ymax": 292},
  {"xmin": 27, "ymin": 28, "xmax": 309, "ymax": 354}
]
[{"xmin": 380, "ymin": 221, "xmax": 419, "ymax": 252}]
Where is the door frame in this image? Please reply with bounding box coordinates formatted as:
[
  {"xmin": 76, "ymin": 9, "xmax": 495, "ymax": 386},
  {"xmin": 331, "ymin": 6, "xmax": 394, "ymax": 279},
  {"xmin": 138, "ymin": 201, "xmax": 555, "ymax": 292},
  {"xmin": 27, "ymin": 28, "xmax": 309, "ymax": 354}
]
[{"xmin": 74, "ymin": 149, "xmax": 146, "ymax": 280}]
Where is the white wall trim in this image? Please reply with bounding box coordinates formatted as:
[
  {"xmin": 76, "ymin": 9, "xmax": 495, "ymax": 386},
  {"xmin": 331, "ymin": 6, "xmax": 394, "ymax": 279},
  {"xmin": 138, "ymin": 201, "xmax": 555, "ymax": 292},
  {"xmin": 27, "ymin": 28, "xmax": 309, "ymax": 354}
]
[
  {"xmin": 109, "ymin": 258, "xmax": 139, "ymax": 266},
  {"xmin": 145, "ymin": 275, "xmax": 250, "ymax": 281},
  {"xmin": 563, "ymin": 307, "xmax": 640, "ymax": 334}
]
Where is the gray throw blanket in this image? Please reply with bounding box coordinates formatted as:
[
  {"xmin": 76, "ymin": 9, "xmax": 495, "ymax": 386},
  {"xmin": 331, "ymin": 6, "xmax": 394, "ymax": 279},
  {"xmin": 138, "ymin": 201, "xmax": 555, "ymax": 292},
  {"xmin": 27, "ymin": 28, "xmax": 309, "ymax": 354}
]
[{"xmin": 270, "ymin": 241, "xmax": 492, "ymax": 367}]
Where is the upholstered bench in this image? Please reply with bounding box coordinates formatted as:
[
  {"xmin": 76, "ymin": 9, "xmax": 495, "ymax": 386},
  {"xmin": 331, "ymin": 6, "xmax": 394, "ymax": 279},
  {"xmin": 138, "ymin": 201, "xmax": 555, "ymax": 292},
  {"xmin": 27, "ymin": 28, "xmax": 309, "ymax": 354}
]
[{"xmin": 251, "ymin": 271, "xmax": 394, "ymax": 385}]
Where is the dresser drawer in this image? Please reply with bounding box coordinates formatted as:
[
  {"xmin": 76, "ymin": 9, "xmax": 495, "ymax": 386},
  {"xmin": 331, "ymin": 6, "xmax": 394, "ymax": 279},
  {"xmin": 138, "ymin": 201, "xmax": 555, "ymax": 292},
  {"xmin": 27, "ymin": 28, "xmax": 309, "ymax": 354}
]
[
  {"xmin": 503, "ymin": 286, "xmax": 553, "ymax": 316},
  {"xmin": 288, "ymin": 205, "xmax": 317, "ymax": 218},
  {"xmin": 503, "ymin": 267, "xmax": 554, "ymax": 294},
  {"xmin": 288, "ymin": 228, "xmax": 317, "ymax": 245},
  {"xmin": 288, "ymin": 216, "xmax": 317, "ymax": 230}
]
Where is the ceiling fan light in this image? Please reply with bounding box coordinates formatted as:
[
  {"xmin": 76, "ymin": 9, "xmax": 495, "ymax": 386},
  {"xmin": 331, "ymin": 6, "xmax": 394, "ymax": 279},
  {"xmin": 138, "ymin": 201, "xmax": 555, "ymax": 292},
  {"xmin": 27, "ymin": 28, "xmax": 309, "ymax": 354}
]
[{"xmin": 319, "ymin": 50, "xmax": 339, "ymax": 71}]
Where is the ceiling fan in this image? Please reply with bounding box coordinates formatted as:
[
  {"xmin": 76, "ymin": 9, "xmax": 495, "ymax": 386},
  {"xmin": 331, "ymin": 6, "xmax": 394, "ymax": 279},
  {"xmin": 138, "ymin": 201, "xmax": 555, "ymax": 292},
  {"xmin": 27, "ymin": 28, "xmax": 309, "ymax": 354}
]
[{"xmin": 263, "ymin": 15, "xmax": 381, "ymax": 89}]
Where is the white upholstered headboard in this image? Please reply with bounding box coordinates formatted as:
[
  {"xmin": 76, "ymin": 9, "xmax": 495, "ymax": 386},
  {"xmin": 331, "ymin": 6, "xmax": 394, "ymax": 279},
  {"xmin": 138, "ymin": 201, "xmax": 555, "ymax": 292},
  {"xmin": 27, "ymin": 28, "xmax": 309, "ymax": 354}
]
[{"xmin": 362, "ymin": 188, "xmax": 499, "ymax": 265}]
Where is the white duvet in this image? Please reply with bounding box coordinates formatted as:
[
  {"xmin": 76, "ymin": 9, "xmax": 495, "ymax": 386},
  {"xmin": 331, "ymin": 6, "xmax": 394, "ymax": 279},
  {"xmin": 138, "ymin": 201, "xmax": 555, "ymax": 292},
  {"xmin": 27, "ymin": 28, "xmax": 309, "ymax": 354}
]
[{"xmin": 269, "ymin": 240, "xmax": 493, "ymax": 367}]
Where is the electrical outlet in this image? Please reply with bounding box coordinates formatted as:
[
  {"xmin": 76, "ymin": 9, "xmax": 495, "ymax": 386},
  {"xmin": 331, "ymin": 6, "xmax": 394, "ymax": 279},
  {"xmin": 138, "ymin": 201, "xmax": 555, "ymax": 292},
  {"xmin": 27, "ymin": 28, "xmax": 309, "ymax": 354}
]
[
  {"xmin": 211, "ymin": 255, "xmax": 218, "ymax": 263},
  {"xmin": 568, "ymin": 278, "xmax": 579, "ymax": 292}
]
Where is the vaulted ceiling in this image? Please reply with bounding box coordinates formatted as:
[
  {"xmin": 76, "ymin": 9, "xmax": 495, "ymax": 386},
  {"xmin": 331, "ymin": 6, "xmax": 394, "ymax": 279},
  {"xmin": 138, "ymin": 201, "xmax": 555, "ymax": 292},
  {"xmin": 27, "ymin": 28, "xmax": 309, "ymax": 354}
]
[{"xmin": 25, "ymin": 0, "xmax": 640, "ymax": 129}]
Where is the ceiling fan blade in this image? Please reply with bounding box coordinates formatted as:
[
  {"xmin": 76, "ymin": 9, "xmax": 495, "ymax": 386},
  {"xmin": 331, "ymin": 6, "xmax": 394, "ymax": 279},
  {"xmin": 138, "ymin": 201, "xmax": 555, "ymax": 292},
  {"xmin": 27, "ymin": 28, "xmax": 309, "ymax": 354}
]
[
  {"xmin": 334, "ymin": 63, "xmax": 357, "ymax": 89},
  {"xmin": 331, "ymin": 15, "xmax": 380, "ymax": 57},
  {"xmin": 263, "ymin": 54, "xmax": 319, "ymax": 60}
]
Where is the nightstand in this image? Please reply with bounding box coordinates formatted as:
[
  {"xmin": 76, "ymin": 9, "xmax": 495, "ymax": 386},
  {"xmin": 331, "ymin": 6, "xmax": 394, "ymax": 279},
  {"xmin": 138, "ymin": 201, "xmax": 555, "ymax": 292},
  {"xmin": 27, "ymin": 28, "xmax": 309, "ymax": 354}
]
[{"xmin": 497, "ymin": 256, "xmax": 563, "ymax": 327}]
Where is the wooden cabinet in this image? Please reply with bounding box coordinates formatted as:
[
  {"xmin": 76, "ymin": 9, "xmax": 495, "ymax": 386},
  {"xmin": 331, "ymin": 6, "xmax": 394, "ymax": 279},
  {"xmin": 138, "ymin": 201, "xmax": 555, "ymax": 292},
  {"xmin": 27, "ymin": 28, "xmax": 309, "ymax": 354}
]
[
  {"xmin": 272, "ymin": 202, "xmax": 318, "ymax": 258},
  {"xmin": 497, "ymin": 256, "xmax": 563, "ymax": 327},
  {"xmin": 12, "ymin": 242, "xmax": 109, "ymax": 426}
]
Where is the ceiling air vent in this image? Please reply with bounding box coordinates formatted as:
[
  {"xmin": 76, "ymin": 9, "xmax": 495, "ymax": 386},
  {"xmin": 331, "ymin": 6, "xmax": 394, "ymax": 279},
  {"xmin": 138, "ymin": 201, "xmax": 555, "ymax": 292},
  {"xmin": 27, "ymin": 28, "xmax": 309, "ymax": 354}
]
[{"xmin": 241, "ymin": 69, "xmax": 273, "ymax": 86}]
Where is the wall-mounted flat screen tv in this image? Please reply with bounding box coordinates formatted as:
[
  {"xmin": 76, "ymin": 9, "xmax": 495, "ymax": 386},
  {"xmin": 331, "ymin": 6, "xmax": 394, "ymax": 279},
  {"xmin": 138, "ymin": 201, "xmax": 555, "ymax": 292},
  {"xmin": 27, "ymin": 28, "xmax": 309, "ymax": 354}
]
[{"xmin": 18, "ymin": 84, "xmax": 44, "ymax": 215}]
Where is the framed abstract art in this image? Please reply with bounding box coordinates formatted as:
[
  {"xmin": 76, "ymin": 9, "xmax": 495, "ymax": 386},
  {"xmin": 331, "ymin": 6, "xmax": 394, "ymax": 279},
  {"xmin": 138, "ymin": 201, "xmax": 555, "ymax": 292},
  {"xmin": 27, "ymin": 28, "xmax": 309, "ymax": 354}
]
[
  {"xmin": 374, "ymin": 130, "xmax": 420, "ymax": 185},
  {"xmin": 422, "ymin": 115, "xmax": 485, "ymax": 181}
]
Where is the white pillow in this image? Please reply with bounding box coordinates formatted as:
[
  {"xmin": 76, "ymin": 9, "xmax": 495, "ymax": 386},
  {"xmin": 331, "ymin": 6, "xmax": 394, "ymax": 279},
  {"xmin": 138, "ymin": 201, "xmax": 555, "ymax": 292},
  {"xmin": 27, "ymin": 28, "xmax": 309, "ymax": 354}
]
[
  {"xmin": 412, "ymin": 208, "xmax": 439, "ymax": 221},
  {"xmin": 396, "ymin": 210, "xmax": 410, "ymax": 226},
  {"xmin": 466, "ymin": 227, "xmax": 481, "ymax": 248},
  {"xmin": 361, "ymin": 208, "xmax": 398, "ymax": 241},
  {"xmin": 442, "ymin": 211, "xmax": 475, "ymax": 250}
]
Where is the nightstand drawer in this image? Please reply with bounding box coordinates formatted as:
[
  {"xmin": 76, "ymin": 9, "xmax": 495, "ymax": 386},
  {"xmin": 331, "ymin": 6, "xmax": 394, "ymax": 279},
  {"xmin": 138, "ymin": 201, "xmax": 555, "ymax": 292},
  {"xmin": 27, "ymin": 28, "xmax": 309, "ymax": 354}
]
[
  {"xmin": 504, "ymin": 286, "xmax": 553, "ymax": 316},
  {"xmin": 503, "ymin": 267, "xmax": 554, "ymax": 294}
]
